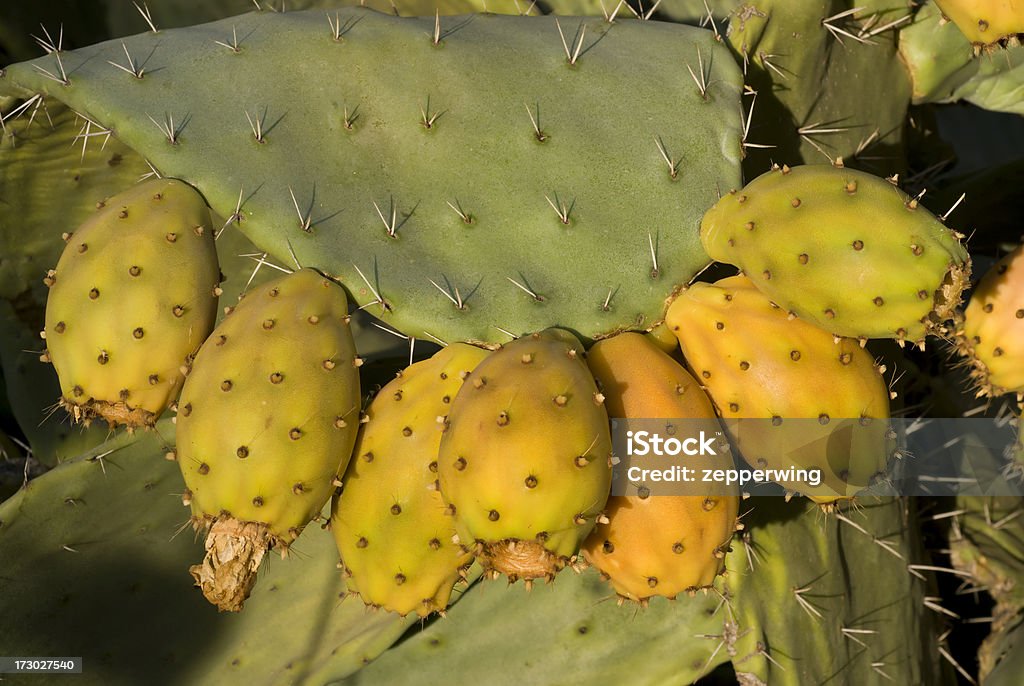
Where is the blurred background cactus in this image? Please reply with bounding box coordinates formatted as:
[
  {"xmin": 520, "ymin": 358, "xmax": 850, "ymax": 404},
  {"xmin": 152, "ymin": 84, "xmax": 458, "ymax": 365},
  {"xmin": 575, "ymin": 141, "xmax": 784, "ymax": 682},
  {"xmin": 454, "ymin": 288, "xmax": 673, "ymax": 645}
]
[{"xmin": 2, "ymin": 1, "xmax": 1023, "ymax": 684}]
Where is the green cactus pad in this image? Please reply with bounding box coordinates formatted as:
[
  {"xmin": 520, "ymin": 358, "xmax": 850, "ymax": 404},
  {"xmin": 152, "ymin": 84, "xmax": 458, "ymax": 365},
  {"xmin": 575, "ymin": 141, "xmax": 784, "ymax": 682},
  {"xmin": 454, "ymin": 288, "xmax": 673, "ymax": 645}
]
[
  {"xmin": 0, "ymin": 8, "xmax": 743, "ymax": 344},
  {"xmin": 340, "ymin": 567, "xmax": 733, "ymax": 685},
  {"xmin": 948, "ymin": 424, "xmax": 1024, "ymax": 685},
  {"xmin": 728, "ymin": 497, "xmax": 943, "ymax": 684},
  {"xmin": 0, "ymin": 422, "xmax": 417, "ymax": 685},
  {"xmin": 726, "ymin": 0, "xmax": 912, "ymax": 175}
]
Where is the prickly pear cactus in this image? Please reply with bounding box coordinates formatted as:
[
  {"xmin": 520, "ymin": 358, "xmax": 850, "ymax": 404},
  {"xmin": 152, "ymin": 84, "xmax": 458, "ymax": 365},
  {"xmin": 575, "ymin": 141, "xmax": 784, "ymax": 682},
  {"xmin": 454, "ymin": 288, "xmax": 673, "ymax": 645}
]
[
  {"xmin": 958, "ymin": 242, "xmax": 1024, "ymax": 398},
  {"xmin": 3, "ymin": 1, "xmax": 1019, "ymax": 684},
  {"xmin": 701, "ymin": 163, "xmax": 971, "ymax": 342},
  {"xmin": 0, "ymin": 423, "xmax": 419, "ymax": 686},
  {"xmin": 176, "ymin": 268, "xmax": 361, "ymax": 611},
  {"xmin": 438, "ymin": 330, "xmax": 612, "ymax": 581},
  {"xmin": 582, "ymin": 333, "xmax": 740, "ymax": 602},
  {"xmin": 42, "ymin": 179, "xmax": 220, "ymax": 428},
  {"xmin": 332, "ymin": 342, "xmax": 489, "ymax": 616},
  {"xmin": 727, "ymin": 496, "xmax": 943, "ymax": 685},
  {"xmin": 341, "ymin": 495, "xmax": 939, "ymax": 685},
  {"xmin": 0, "ymin": 7, "xmax": 744, "ymax": 344},
  {"xmin": 726, "ymin": 0, "xmax": 913, "ymax": 174},
  {"xmin": 666, "ymin": 275, "xmax": 892, "ymax": 504}
]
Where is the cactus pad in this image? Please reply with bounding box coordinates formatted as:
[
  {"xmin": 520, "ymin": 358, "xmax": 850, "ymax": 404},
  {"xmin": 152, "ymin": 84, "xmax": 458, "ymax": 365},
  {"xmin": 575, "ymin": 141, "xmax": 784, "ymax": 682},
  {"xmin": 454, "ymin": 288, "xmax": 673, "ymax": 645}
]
[{"xmin": 0, "ymin": 8, "xmax": 743, "ymax": 344}]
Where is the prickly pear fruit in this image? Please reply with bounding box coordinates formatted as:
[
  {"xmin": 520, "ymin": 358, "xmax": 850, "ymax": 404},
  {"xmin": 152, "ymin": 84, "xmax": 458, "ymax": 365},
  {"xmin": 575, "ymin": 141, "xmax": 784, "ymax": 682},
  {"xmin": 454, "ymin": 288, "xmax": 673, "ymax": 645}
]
[
  {"xmin": 700, "ymin": 164, "xmax": 971, "ymax": 343},
  {"xmin": 934, "ymin": 0, "xmax": 1024, "ymax": 50},
  {"xmin": 176, "ymin": 268, "xmax": 361, "ymax": 612},
  {"xmin": 645, "ymin": 321, "xmax": 682, "ymax": 355},
  {"xmin": 582, "ymin": 333, "xmax": 739, "ymax": 602},
  {"xmin": 666, "ymin": 276, "xmax": 892, "ymax": 505},
  {"xmin": 438, "ymin": 330, "xmax": 613, "ymax": 582},
  {"xmin": 43, "ymin": 179, "xmax": 219, "ymax": 429},
  {"xmin": 332, "ymin": 343, "xmax": 490, "ymax": 617},
  {"xmin": 958, "ymin": 243, "xmax": 1024, "ymax": 398}
]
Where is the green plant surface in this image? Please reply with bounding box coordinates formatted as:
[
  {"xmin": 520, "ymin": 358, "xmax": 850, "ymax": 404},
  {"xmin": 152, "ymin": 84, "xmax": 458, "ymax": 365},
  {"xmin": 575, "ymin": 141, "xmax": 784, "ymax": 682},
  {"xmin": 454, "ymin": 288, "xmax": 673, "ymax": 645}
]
[
  {"xmin": 332, "ymin": 496, "xmax": 945, "ymax": 685},
  {"xmin": 728, "ymin": 0, "xmax": 913, "ymax": 176},
  {"xmin": 0, "ymin": 8, "xmax": 743, "ymax": 344},
  {"xmin": 339, "ymin": 567, "xmax": 731, "ymax": 686},
  {"xmin": 0, "ymin": 421, "xmax": 418, "ymax": 686},
  {"xmin": 728, "ymin": 497, "xmax": 945, "ymax": 685}
]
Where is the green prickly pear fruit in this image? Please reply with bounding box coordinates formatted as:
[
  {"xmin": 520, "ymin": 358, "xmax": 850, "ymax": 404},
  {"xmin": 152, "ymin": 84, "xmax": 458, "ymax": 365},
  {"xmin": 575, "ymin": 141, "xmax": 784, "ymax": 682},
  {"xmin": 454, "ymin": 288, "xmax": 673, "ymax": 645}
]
[
  {"xmin": 176, "ymin": 268, "xmax": 361, "ymax": 612},
  {"xmin": 582, "ymin": 333, "xmax": 739, "ymax": 603},
  {"xmin": 438, "ymin": 330, "xmax": 613, "ymax": 583},
  {"xmin": 933, "ymin": 0, "xmax": 1024, "ymax": 51},
  {"xmin": 42, "ymin": 179, "xmax": 219, "ymax": 429},
  {"xmin": 958, "ymin": 243, "xmax": 1024, "ymax": 398},
  {"xmin": 666, "ymin": 276, "xmax": 892, "ymax": 506},
  {"xmin": 700, "ymin": 164, "xmax": 971, "ymax": 344},
  {"xmin": 645, "ymin": 321, "xmax": 682, "ymax": 355},
  {"xmin": 332, "ymin": 343, "xmax": 490, "ymax": 617}
]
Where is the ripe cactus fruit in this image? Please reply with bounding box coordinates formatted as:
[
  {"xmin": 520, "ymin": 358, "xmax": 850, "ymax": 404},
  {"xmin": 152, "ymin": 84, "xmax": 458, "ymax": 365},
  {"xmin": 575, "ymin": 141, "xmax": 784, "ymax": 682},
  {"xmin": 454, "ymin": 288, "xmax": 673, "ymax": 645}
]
[
  {"xmin": 332, "ymin": 343, "xmax": 490, "ymax": 617},
  {"xmin": 42, "ymin": 179, "xmax": 219, "ymax": 429},
  {"xmin": 700, "ymin": 164, "xmax": 971, "ymax": 343},
  {"xmin": 958, "ymin": 243, "xmax": 1024, "ymax": 397},
  {"xmin": 438, "ymin": 329, "xmax": 612, "ymax": 582},
  {"xmin": 934, "ymin": 0, "xmax": 1024, "ymax": 51},
  {"xmin": 582, "ymin": 333, "xmax": 740, "ymax": 603},
  {"xmin": 666, "ymin": 275, "xmax": 892, "ymax": 505},
  {"xmin": 176, "ymin": 268, "xmax": 361, "ymax": 612}
]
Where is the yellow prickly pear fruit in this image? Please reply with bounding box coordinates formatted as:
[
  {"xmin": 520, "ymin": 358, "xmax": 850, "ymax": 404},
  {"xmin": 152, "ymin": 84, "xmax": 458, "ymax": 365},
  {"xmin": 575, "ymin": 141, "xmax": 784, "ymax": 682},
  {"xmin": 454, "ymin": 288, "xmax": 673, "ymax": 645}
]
[
  {"xmin": 700, "ymin": 164, "xmax": 970, "ymax": 344},
  {"xmin": 959, "ymin": 243, "xmax": 1024, "ymax": 398},
  {"xmin": 43, "ymin": 179, "xmax": 220, "ymax": 428},
  {"xmin": 176, "ymin": 269, "xmax": 361, "ymax": 612},
  {"xmin": 332, "ymin": 343, "xmax": 489, "ymax": 616},
  {"xmin": 438, "ymin": 329, "xmax": 612, "ymax": 582},
  {"xmin": 933, "ymin": 0, "xmax": 1024, "ymax": 50},
  {"xmin": 666, "ymin": 276, "xmax": 893, "ymax": 506},
  {"xmin": 582, "ymin": 333, "xmax": 740, "ymax": 602}
]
